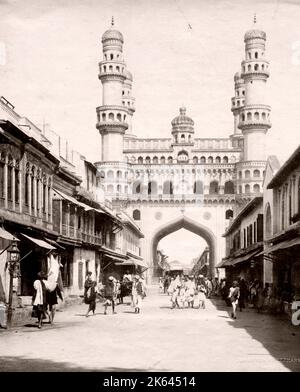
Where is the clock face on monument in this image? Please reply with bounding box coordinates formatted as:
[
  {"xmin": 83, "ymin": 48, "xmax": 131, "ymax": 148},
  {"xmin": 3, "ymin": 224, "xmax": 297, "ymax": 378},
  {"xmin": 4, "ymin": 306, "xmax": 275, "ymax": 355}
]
[{"xmin": 177, "ymin": 151, "xmax": 189, "ymax": 163}]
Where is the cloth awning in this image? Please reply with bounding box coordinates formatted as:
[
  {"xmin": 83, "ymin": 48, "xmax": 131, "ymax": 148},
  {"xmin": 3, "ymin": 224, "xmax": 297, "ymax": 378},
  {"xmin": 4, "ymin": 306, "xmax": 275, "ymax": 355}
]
[
  {"xmin": 231, "ymin": 248, "xmax": 262, "ymax": 266},
  {"xmin": 114, "ymin": 259, "xmax": 149, "ymax": 272},
  {"xmin": 0, "ymin": 227, "xmax": 19, "ymax": 241},
  {"xmin": 104, "ymin": 254, "xmax": 128, "ymax": 263},
  {"xmin": 44, "ymin": 238, "xmax": 65, "ymax": 250},
  {"xmin": 263, "ymin": 237, "xmax": 300, "ymax": 255},
  {"xmin": 21, "ymin": 233, "xmax": 56, "ymax": 250},
  {"xmin": 53, "ymin": 189, "xmax": 93, "ymax": 211}
]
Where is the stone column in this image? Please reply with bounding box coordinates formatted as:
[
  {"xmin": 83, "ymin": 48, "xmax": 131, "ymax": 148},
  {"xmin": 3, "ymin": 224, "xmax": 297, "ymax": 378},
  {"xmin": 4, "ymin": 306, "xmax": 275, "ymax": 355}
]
[
  {"xmin": 4, "ymin": 155, "xmax": 8, "ymax": 209},
  {"xmin": 28, "ymin": 173, "xmax": 32, "ymax": 214},
  {"xmin": 48, "ymin": 183, "xmax": 53, "ymax": 223},
  {"xmin": 12, "ymin": 161, "xmax": 15, "ymax": 211},
  {"xmin": 33, "ymin": 176, "xmax": 37, "ymax": 216},
  {"xmin": 66, "ymin": 203, "xmax": 70, "ymax": 237}
]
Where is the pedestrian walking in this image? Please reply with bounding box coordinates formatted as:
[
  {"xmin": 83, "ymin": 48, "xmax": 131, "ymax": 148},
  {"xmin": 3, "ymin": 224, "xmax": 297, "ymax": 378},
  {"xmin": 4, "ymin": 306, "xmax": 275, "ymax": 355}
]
[
  {"xmin": 198, "ymin": 284, "xmax": 207, "ymax": 309},
  {"xmin": 228, "ymin": 281, "xmax": 240, "ymax": 319},
  {"xmin": 238, "ymin": 278, "xmax": 248, "ymax": 312},
  {"xmin": 84, "ymin": 272, "xmax": 97, "ymax": 317},
  {"xmin": 132, "ymin": 275, "xmax": 146, "ymax": 313},
  {"xmin": 32, "ymin": 271, "xmax": 48, "ymax": 329},
  {"xmin": 159, "ymin": 277, "xmax": 164, "ymax": 293},
  {"xmin": 103, "ymin": 276, "xmax": 117, "ymax": 315}
]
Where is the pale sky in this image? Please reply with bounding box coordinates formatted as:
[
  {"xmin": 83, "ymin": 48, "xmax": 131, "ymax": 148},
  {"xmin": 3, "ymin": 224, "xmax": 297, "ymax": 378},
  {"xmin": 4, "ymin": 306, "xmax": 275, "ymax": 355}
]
[
  {"xmin": 1, "ymin": 0, "xmax": 300, "ymax": 264},
  {"xmin": 158, "ymin": 229, "xmax": 207, "ymax": 266}
]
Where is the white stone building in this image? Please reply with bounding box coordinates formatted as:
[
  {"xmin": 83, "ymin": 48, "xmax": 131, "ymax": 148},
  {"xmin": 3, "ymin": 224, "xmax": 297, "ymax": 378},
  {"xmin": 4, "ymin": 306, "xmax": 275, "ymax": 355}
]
[{"xmin": 94, "ymin": 20, "xmax": 272, "ymax": 282}]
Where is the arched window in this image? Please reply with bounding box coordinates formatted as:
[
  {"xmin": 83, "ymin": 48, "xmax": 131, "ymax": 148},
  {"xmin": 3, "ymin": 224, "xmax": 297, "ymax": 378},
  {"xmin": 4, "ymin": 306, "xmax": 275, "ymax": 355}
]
[
  {"xmin": 117, "ymin": 185, "xmax": 121, "ymax": 193},
  {"xmin": 224, "ymin": 181, "xmax": 234, "ymax": 194},
  {"xmin": 110, "ymin": 53, "xmax": 113, "ymax": 60},
  {"xmin": 245, "ymin": 170, "xmax": 251, "ymax": 179},
  {"xmin": 133, "ymin": 209, "xmax": 141, "ymax": 221},
  {"xmin": 0, "ymin": 155, "xmax": 5, "ymax": 199},
  {"xmin": 15, "ymin": 160, "xmax": 19, "ymax": 203},
  {"xmin": 163, "ymin": 181, "xmax": 173, "ymax": 195},
  {"xmin": 248, "ymin": 52, "xmax": 251, "ymax": 59},
  {"xmin": 254, "ymin": 112, "xmax": 259, "ymax": 120},
  {"xmin": 238, "ymin": 171, "xmax": 242, "ymax": 179},
  {"xmin": 193, "ymin": 156, "xmax": 198, "ymax": 164},
  {"xmin": 262, "ymin": 64, "xmax": 265, "ymax": 71},
  {"xmin": 262, "ymin": 112, "xmax": 266, "ymax": 120},
  {"xmin": 247, "ymin": 112, "xmax": 252, "ymax": 121},
  {"xmin": 148, "ymin": 181, "xmax": 157, "ymax": 195},
  {"xmin": 181, "ymin": 134, "xmax": 185, "ymax": 142},
  {"xmin": 253, "ymin": 184, "xmax": 260, "ymax": 193},
  {"xmin": 138, "ymin": 157, "xmax": 143, "ymax": 164},
  {"xmin": 117, "ymin": 113, "xmax": 122, "ymax": 121},
  {"xmin": 107, "ymin": 184, "xmax": 114, "ymax": 193},
  {"xmin": 153, "ymin": 156, "xmax": 158, "ymax": 164},
  {"xmin": 223, "ymin": 156, "xmax": 228, "ymax": 164},
  {"xmin": 109, "ymin": 65, "xmax": 113, "ymax": 71},
  {"xmin": 160, "ymin": 156, "xmax": 165, "ymax": 164},
  {"xmin": 116, "ymin": 66, "xmax": 120, "ymax": 72},
  {"xmin": 208, "ymin": 156, "xmax": 213, "ymax": 164},
  {"xmin": 145, "ymin": 156, "xmax": 151, "ymax": 164},
  {"xmin": 133, "ymin": 181, "xmax": 141, "ymax": 194},
  {"xmin": 248, "ymin": 64, "xmax": 251, "ymax": 71},
  {"xmin": 209, "ymin": 181, "xmax": 219, "ymax": 195},
  {"xmin": 107, "ymin": 170, "xmax": 114, "ymax": 179},
  {"xmin": 281, "ymin": 189, "xmax": 286, "ymax": 230},
  {"xmin": 215, "ymin": 156, "xmax": 221, "ymax": 163},
  {"xmin": 108, "ymin": 112, "xmax": 114, "ymax": 121},
  {"xmin": 245, "ymin": 184, "xmax": 250, "ymax": 193},
  {"xmin": 255, "ymin": 52, "xmax": 258, "ymax": 59},
  {"xmin": 254, "ymin": 169, "xmax": 260, "ymax": 178},
  {"xmin": 103, "ymin": 65, "xmax": 106, "ymax": 72},
  {"xmin": 200, "ymin": 156, "xmax": 206, "ymax": 163},
  {"xmin": 289, "ymin": 183, "xmax": 293, "ymax": 224},
  {"xmin": 7, "ymin": 157, "xmax": 13, "ymax": 202},
  {"xmin": 194, "ymin": 180, "xmax": 203, "ymax": 194},
  {"xmin": 168, "ymin": 156, "xmax": 173, "ymax": 164},
  {"xmin": 241, "ymin": 113, "xmax": 245, "ymax": 121},
  {"xmin": 239, "ymin": 185, "xmax": 242, "ymax": 194},
  {"xmin": 116, "ymin": 170, "xmax": 122, "ymax": 179},
  {"xmin": 254, "ymin": 64, "xmax": 259, "ymax": 71},
  {"xmin": 102, "ymin": 113, "xmax": 106, "ymax": 121}
]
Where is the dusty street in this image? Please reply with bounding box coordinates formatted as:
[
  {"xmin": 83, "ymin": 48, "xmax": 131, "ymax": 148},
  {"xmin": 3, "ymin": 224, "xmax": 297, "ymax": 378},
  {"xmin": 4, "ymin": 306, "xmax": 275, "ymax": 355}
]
[{"xmin": 0, "ymin": 287, "xmax": 300, "ymax": 372}]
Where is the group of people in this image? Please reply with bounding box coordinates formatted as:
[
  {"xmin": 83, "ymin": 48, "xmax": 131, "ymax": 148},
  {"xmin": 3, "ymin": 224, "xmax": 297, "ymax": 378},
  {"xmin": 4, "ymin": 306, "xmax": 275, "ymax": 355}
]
[
  {"xmin": 32, "ymin": 271, "xmax": 63, "ymax": 329},
  {"xmin": 160, "ymin": 275, "xmax": 210, "ymax": 310},
  {"xmin": 219, "ymin": 277, "xmax": 295, "ymax": 316},
  {"xmin": 83, "ymin": 272, "xmax": 146, "ymax": 316}
]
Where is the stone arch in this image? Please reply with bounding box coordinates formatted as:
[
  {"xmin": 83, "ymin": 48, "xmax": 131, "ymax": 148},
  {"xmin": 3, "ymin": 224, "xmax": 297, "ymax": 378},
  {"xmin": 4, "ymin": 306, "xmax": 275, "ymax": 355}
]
[{"xmin": 151, "ymin": 215, "xmax": 217, "ymax": 279}]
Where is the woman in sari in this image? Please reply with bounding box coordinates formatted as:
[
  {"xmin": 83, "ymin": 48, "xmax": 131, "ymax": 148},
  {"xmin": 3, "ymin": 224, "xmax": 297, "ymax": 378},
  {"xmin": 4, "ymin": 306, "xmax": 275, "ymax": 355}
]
[{"xmin": 84, "ymin": 272, "xmax": 97, "ymax": 317}]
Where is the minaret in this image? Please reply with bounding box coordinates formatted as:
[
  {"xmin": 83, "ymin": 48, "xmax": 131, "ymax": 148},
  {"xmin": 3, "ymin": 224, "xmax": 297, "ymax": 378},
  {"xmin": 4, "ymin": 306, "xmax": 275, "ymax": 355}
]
[
  {"xmin": 122, "ymin": 70, "xmax": 135, "ymax": 134},
  {"xmin": 230, "ymin": 72, "xmax": 245, "ymax": 148},
  {"xmin": 238, "ymin": 17, "xmax": 271, "ymax": 161},
  {"xmin": 96, "ymin": 18, "xmax": 128, "ymax": 162}
]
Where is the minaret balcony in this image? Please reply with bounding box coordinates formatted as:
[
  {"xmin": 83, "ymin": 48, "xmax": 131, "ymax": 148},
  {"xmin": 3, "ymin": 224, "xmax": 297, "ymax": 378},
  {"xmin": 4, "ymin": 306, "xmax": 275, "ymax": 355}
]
[
  {"xmin": 241, "ymin": 60, "xmax": 270, "ymax": 79},
  {"xmin": 238, "ymin": 104, "xmax": 271, "ymax": 131},
  {"xmin": 231, "ymin": 96, "xmax": 245, "ymax": 112},
  {"xmin": 96, "ymin": 105, "xmax": 129, "ymax": 132},
  {"xmin": 98, "ymin": 61, "xmax": 127, "ymax": 81}
]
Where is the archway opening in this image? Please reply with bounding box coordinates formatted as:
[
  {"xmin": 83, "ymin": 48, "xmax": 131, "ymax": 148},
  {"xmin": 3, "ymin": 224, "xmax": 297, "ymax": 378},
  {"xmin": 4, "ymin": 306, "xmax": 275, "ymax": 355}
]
[{"xmin": 151, "ymin": 216, "xmax": 217, "ymax": 282}]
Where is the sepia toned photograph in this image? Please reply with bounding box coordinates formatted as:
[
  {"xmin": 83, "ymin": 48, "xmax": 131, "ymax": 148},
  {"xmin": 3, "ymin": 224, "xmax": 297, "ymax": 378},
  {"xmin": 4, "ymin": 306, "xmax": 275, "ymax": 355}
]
[{"xmin": 0, "ymin": 0, "xmax": 300, "ymax": 375}]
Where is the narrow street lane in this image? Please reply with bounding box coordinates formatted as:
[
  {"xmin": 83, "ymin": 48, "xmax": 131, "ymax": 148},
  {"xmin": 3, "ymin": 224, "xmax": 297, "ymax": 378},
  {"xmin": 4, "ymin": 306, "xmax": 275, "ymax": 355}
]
[{"xmin": 1, "ymin": 287, "xmax": 300, "ymax": 372}]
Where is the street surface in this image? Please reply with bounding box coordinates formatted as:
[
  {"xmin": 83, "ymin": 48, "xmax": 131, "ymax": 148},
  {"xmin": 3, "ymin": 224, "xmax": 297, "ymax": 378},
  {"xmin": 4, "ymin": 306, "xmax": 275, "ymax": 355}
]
[{"xmin": 1, "ymin": 287, "xmax": 300, "ymax": 372}]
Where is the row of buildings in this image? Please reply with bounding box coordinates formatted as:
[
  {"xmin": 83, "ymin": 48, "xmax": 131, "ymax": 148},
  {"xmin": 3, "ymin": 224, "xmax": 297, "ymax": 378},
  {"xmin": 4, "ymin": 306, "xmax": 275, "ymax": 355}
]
[
  {"xmin": 0, "ymin": 96, "xmax": 146, "ymax": 315},
  {"xmin": 219, "ymin": 148, "xmax": 300, "ymax": 303}
]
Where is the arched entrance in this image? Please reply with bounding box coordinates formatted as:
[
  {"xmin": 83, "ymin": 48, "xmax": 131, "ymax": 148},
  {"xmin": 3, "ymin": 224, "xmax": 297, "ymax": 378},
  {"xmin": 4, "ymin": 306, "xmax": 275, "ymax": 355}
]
[{"xmin": 151, "ymin": 215, "xmax": 217, "ymax": 280}]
